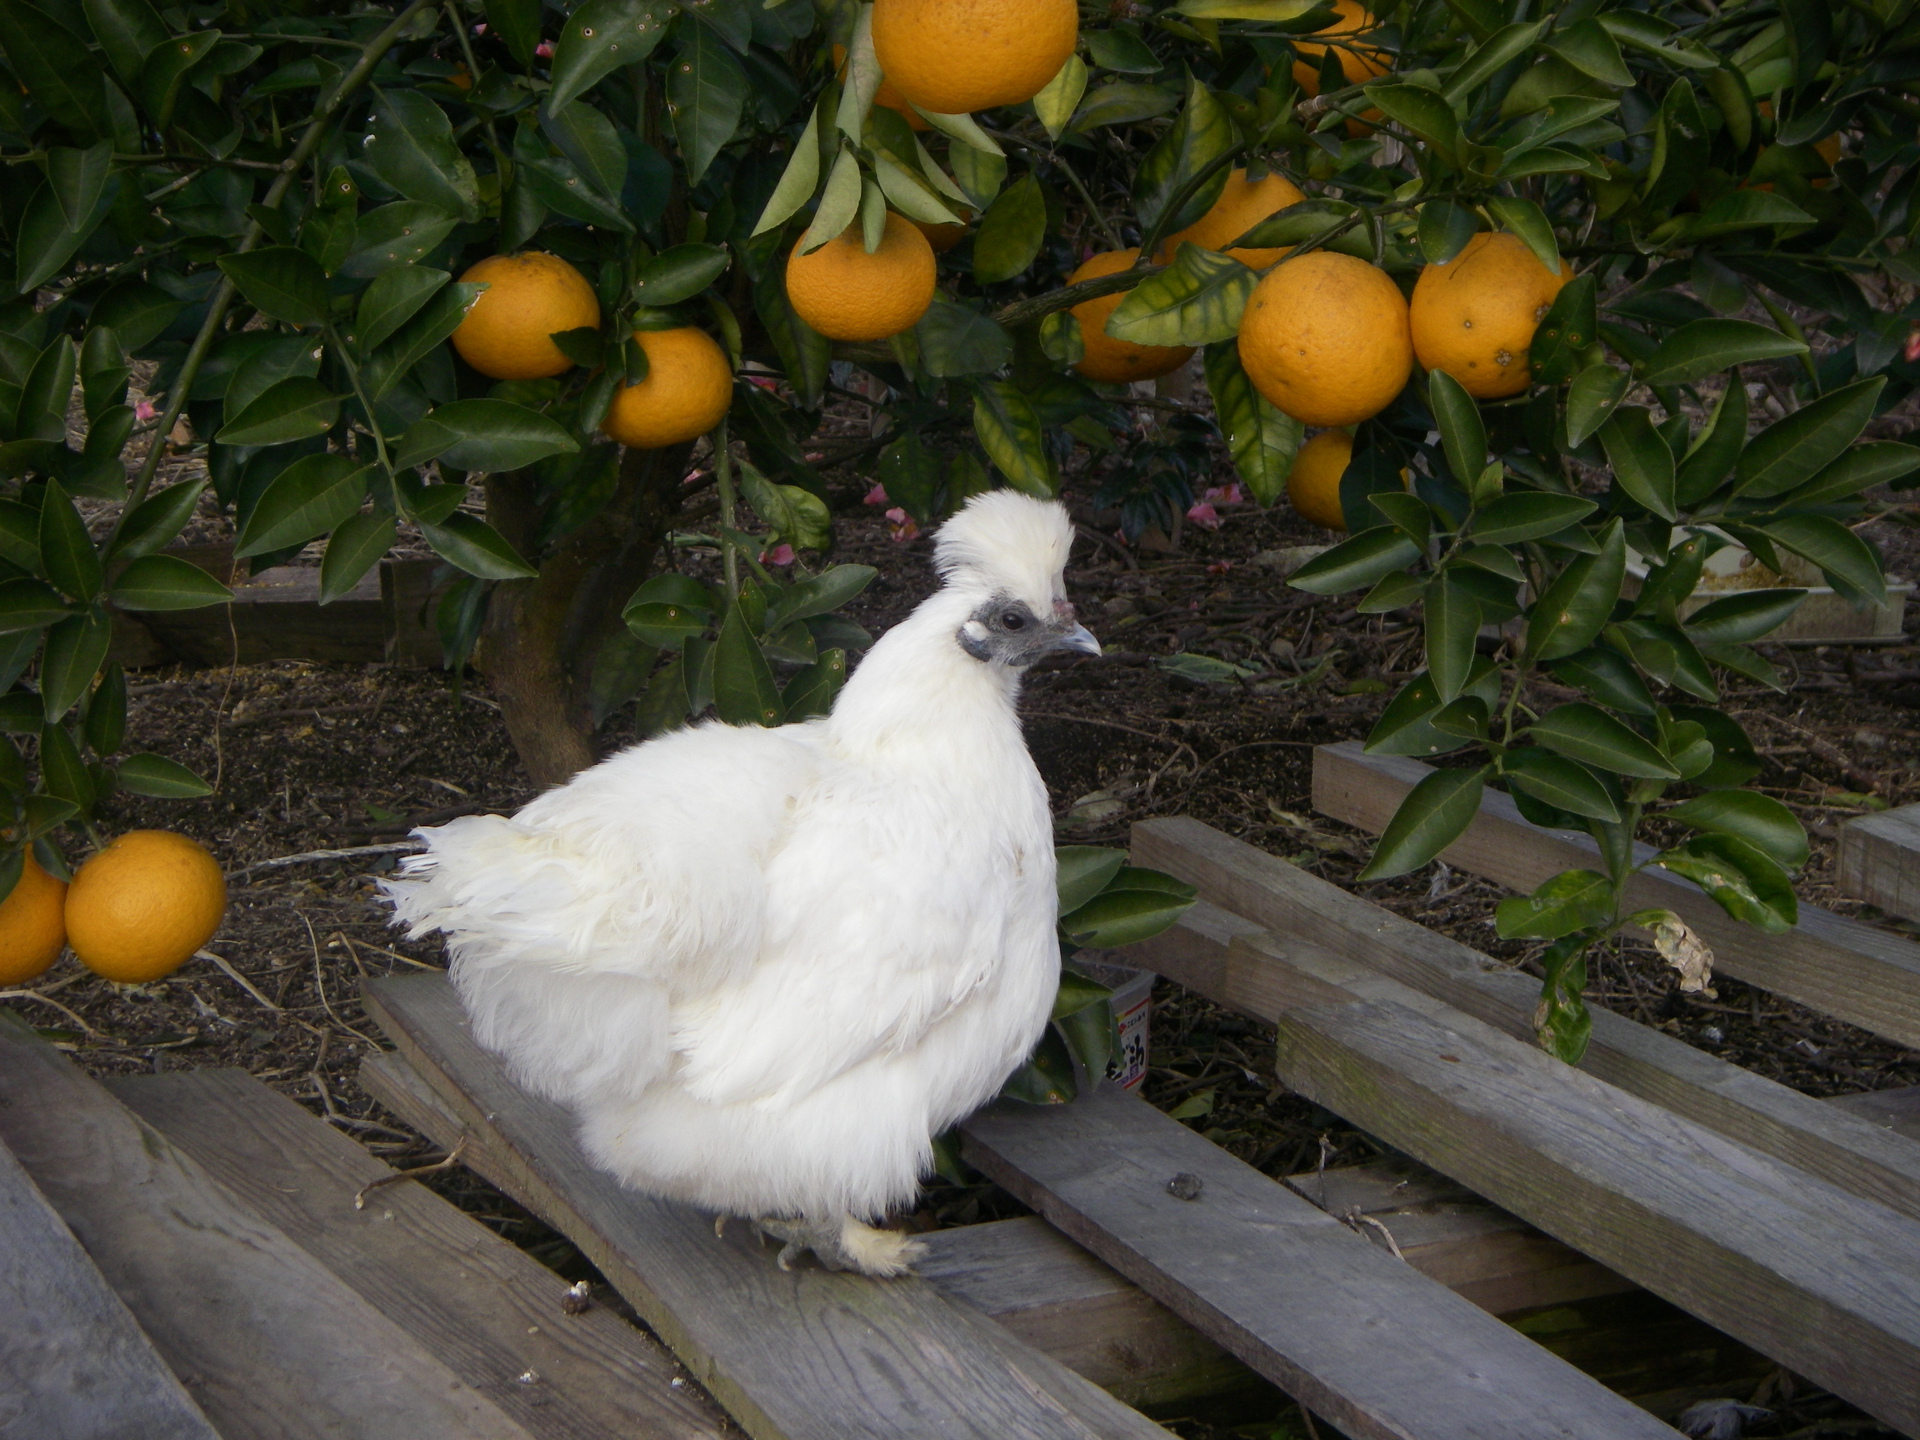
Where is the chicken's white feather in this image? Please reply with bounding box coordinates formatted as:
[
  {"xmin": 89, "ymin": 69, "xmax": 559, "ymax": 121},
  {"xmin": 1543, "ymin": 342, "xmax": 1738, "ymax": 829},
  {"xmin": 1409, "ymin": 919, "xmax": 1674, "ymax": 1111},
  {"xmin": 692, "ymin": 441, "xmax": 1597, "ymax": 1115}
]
[{"xmin": 384, "ymin": 492, "xmax": 1080, "ymax": 1231}]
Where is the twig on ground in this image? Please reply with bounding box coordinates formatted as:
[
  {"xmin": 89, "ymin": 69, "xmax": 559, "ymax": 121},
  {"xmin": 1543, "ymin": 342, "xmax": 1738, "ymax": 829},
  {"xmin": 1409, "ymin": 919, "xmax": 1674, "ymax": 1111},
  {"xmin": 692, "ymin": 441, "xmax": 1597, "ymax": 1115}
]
[
  {"xmin": 195, "ymin": 948, "xmax": 283, "ymax": 1013},
  {"xmin": 353, "ymin": 1136, "xmax": 470, "ymax": 1210},
  {"xmin": 226, "ymin": 840, "xmax": 424, "ymax": 881},
  {"xmin": 0, "ymin": 989, "xmax": 110, "ymax": 1038}
]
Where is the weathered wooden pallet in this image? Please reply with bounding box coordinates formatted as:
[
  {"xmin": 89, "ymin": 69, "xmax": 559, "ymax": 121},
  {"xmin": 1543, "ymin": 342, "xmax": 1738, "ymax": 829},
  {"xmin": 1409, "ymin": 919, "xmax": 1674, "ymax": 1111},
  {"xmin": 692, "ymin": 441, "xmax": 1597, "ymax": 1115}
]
[
  {"xmin": 1840, "ymin": 802, "xmax": 1920, "ymax": 925},
  {"xmin": 1310, "ymin": 740, "xmax": 1920, "ymax": 1051},
  {"xmin": 362, "ymin": 972, "xmax": 1696, "ymax": 1440},
  {"xmin": 107, "ymin": 543, "xmax": 442, "ymax": 670},
  {"xmin": 1131, "ymin": 820, "xmax": 1920, "ymax": 1226},
  {"xmin": 360, "ymin": 972, "xmax": 1174, "ymax": 1440},
  {"xmin": 1128, "ymin": 817, "xmax": 1920, "ymax": 1438}
]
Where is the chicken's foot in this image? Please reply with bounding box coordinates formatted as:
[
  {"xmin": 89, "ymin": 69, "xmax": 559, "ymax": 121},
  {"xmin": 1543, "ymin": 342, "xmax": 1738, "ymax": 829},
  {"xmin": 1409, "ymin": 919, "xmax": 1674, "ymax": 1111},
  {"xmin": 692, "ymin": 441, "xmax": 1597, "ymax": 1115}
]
[{"xmin": 750, "ymin": 1214, "xmax": 925, "ymax": 1277}]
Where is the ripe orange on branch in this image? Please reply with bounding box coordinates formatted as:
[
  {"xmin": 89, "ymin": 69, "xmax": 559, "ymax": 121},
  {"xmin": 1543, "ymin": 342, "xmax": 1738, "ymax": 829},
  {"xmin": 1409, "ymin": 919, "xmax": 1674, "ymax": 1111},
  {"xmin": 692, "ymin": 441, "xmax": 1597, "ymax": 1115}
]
[
  {"xmin": 65, "ymin": 831, "xmax": 226, "ymax": 985},
  {"xmin": 0, "ymin": 852, "xmax": 67, "ymax": 985},
  {"xmin": 786, "ymin": 213, "xmax": 937, "ymax": 341},
  {"xmin": 1409, "ymin": 232, "xmax": 1570, "ymax": 400},
  {"xmin": 451, "ymin": 253, "xmax": 602, "ymax": 381},
  {"xmin": 1285, "ymin": 429, "xmax": 1410, "ymax": 532},
  {"xmin": 1290, "ymin": 0, "xmax": 1391, "ymax": 92},
  {"xmin": 600, "ymin": 327, "xmax": 735, "ymax": 449},
  {"xmin": 1237, "ymin": 251, "xmax": 1412, "ymax": 427},
  {"xmin": 871, "ymin": 0, "xmax": 1078, "ymax": 115},
  {"xmin": 833, "ymin": 44, "xmax": 929, "ymax": 130},
  {"xmin": 1157, "ymin": 168, "xmax": 1306, "ymax": 270},
  {"xmin": 1067, "ymin": 249, "xmax": 1195, "ymax": 385}
]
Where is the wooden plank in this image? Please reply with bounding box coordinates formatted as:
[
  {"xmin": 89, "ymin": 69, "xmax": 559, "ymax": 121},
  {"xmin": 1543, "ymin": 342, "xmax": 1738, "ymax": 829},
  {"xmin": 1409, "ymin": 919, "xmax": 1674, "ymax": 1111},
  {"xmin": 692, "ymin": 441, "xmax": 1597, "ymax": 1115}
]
[
  {"xmin": 383, "ymin": 556, "xmax": 445, "ymax": 667},
  {"xmin": 1269, "ymin": 993, "xmax": 1920, "ymax": 1438},
  {"xmin": 1310, "ymin": 740, "xmax": 1920, "ymax": 1051},
  {"xmin": 1129, "ymin": 820, "xmax": 1920, "ymax": 1227},
  {"xmin": 1829, "ymin": 1085, "xmax": 1920, "ymax": 1143},
  {"xmin": 960, "ymin": 1085, "xmax": 1683, "ymax": 1440},
  {"xmin": 1839, "ymin": 804, "xmax": 1920, "ymax": 924},
  {"xmin": 0, "ymin": 1013, "xmax": 539, "ymax": 1440},
  {"xmin": 136, "ymin": 560, "xmax": 388, "ymax": 667},
  {"xmin": 0, "ymin": 1132, "xmax": 218, "ymax": 1440},
  {"xmin": 111, "ymin": 1067, "xmax": 727, "ymax": 1440},
  {"xmin": 361, "ymin": 972, "xmax": 1172, "ymax": 1440}
]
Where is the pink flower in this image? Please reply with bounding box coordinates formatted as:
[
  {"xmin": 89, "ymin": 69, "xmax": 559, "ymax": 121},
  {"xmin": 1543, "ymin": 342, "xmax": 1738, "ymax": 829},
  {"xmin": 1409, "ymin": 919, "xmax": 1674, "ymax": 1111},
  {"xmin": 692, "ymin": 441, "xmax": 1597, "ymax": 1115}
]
[
  {"xmin": 1906, "ymin": 329, "xmax": 1920, "ymax": 365},
  {"xmin": 1186, "ymin": 501, "xmax": 1221, "ymax": 530},
  {"xmin": 1207, "ymin": 560, "xmax": 1233, "ymax": 576},
  {"xmin": 761, "ymin": 543, "xmax": 796, "ymax": 566},
  {"xmin": 472, "ymin": 21, "xmax": 487, "ymax": 32},
  {"xmin": 749, "ymin": 375, "xmax": 779, "ymax": 391},
  {"xmin": 134, "ymin": 399, "xmax": 158, "ymax": 421},
  {"xmin": 885, "ymin": 507, "xmax": 919, "ymax": 542},
  {"xmin": 864, "ymin": 483, "xmax": 889, "ymax": 506},
  {"xmin": 1204, "ymin": 482, "xmax": 1244, "ymax": 506},
  {"xmin": 535, "ymin": 40, "xmax": 554, "ymax": 57},
  {"xmin": 803, "ymin": 451, "xmax": 825, "ymax": 462}
]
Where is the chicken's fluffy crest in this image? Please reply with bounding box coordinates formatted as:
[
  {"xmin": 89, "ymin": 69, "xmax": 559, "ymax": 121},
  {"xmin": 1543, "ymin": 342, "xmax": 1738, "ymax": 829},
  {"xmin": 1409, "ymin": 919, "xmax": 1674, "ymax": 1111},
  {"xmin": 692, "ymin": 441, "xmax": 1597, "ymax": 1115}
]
[{"xmin": 935, "ymin": 490, "xmax": 1073, "ymax": 615}]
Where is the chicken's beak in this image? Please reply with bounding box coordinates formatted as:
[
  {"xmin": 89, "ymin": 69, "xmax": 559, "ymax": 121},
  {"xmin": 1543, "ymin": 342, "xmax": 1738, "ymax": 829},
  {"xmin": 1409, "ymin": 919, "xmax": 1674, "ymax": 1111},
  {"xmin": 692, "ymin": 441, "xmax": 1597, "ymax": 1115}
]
[{"xmin": 1050, "ymin": 622, "xmax": 1102, "ymax": 657}]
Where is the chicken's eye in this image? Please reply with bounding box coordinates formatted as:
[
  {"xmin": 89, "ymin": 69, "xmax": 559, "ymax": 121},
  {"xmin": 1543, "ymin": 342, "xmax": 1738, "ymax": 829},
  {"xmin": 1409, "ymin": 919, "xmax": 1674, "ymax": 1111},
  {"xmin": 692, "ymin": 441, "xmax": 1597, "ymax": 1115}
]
[{"xmin": 1001, "ymin": 610, "xmax": 1026, "ymax": 630}]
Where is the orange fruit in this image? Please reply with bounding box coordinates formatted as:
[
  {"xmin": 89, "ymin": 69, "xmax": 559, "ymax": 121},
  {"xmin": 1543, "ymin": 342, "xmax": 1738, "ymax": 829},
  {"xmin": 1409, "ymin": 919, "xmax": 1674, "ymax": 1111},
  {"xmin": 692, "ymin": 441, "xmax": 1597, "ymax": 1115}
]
[
  {"xmin": 912, "ymin": 211, "xmax": 972, "ymax": 253},
  {"xmin": 0, "ymin": 852, "xmax": 68, "ymax": 985},
  {"xmin": 1290, "ymin": 0, "xmax": 1390, "ymax": 93},
  {"xmin": 834, "ymin": 44, "xmax": 928, "ymax": 130},
  {"xmin": 66, "ymin": 831, "xmax": 225, "ymax": 985},
  {"xmin": 1067, "ymin": 249, "xmax": 1195, "ymax": 385},
  {"xmin": 786, "ymin": 212, "xmax": 937, "ymax": 341},
  {"xmin": 451, "ymin": 253, "xmax": 602, "ymax": 381},
  {"xmin": 1409, "ymin": 232, "xmax": 1570, "ymax": 400},
  {"xmin": 1285, "ymin": 429, "xmax": 1410, "ymax": 532},
  {"xmin": 871, "ymin": 0, "xmax": 1078, "ymax": 115},
  {"xmin": 1158, "ymin": 168, "xmax": 1306, "ymax": 270},
  {"xmin": 1238, "ymin": 251, "xmax": 1413, "ymax": 426},
  {"xmin": 600, "ymin": 327, "xmax": 734, "ymax": 449}
]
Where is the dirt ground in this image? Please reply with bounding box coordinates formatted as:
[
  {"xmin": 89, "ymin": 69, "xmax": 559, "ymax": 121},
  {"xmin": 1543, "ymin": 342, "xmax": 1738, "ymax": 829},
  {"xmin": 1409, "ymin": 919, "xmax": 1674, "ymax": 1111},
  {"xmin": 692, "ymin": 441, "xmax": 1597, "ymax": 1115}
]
[{"xmin": 18, "ymin": 452, "xmax": 1920, "ymax": 1438}]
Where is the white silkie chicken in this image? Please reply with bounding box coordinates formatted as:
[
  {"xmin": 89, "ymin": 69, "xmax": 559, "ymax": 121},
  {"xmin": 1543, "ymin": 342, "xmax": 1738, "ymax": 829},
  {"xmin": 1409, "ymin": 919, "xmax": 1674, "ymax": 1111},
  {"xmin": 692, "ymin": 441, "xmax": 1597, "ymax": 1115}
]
[{"xmin": 386, "ymin": 491, "xmax": 1099, "ymax": 1276}]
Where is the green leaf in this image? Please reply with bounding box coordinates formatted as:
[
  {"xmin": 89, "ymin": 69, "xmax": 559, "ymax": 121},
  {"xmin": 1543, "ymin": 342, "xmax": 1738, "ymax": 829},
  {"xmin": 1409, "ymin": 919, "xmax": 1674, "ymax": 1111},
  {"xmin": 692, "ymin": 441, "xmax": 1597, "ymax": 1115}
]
[
  {"xmin": 781, "ymin": 646, "xmax": 848, "ymax": 721},
  {"xmin": 1754, "ymin": 514, "xmax": 1886, "ymax": 607},
  {"xmin": 1733, "ymin": 378, "xmax": 1884, "ymax": 501},
  {"xmin": 1546, "ymin": 646, "xmax": 1653, "ymax": 715},
  {"xmin": 320, "ymin": 511, "xmax": 396, "ymax": 604},
  {"xmin": 1529, "ymin": 274, "xmax": 1598, "ymax": 386},
  {"xmin": 1673, "ymin": 189, "xmax": 1813, "ymax": 240},
  {"xmin": 108, "ymin": 478, "xmax": 204, "ymax": 563},
  {"xmin": 1134, "ymin": 73, "xmax": 1234, "ymax": 240},
  {"xmin": 111, "ymin": 554, "xmax": 233, "ymax": 611},
  {"xmin": 236, "ymin": 455, "xmax": 370, "ymax": 559},
  {"xmin": 738, "ymin": 459, "xmax": 831, "ymax": 551},
  {"xmin": 40, "ymin": 722, "xmax": 89, "ymax": 809},
  {"xmin": 973, "ymin": 381, "xmax": 1056, "ymax": 497},
  {"xmin": 39, "ymin": 609, "xmax": 109, "ymax": 722},
  {"xmin": 1442, "ymin": 20, "xmax": 1549, "ymax": 104},
  {"xmin": 0, "ymin": 578, "xmax": 71, "ymax": 632},
  {"xmin": 1786, "ymin": 443, "xmax": 1920, "ymax": 507},
  {"xmin": 1428, "ymin": 371, "xmax": 1485, "ymax": 488},
  {"xmin": 1417, "ymin": 199, "xmax": 1480, "ymax": 265},
  {"xmin": 1664, "ymin": 791, "xmax": 1807, "ymax": 870},
  {"xmin": 1675, "ymin": 377, "xmax": 1747, "ymax": 505},
  {"xmin": 972, "ymin": 173, "xmax": 1048, "ymax": 285},
  {"xmin": 139, "ymin": 29, "xmax": 220, "ymax": 131},
  {"xmin": 83, "ymin": 0, "xmax": 168, "ymax": 87},
  {"xmin": 669, "ymin": 26, "xmax": 747, "ymax": 189},
  {"xmin": 1528, "ymin": 702, "xmax": 1679, "ymax": 780},
  {"xmin": 1470, "ymin": 493, "xmax": 1595, "ymax": 545},
  {"xmin": 215, "ymin": 246, "xmax": 331, "ymax": 329},
  {"xmin": 798, "ymin": 145, "xmax": 861, "ymax": 254},
  {"xmin": 416, "ymin": 399, "xmax": 580, "ymax": 472},
  {"xmin": 419, "ymin": 513, "xmax": 538, "ymax": 580},
  {"xmin": 1639, "ymin": 319, "xmax": 1805, "ymax": 388},
  {"xmin": 355, "ymin": 265, "xmax": 450, "ymax": 354},
  {"xmin": 15, "ymin": 177, "xmax": 107, "ymax": 296},
  {"xmin": 1425, "ymin": 570, "xmax": 1481, "ymax": 704},
  {"xmin": 517, "ymin": 154, "xmax": 635, "ymax": 234},
  {"xmin": 338, "ymin": 202, "xmax": 462, "ymax": 279},
  {"xmin": 1056, "ymin": 845, "xmax": 1129, "ymax": 916},
  {"xmin": 1655, "ymin": 835, "xmax": 1796, "ymax": 933},
  {"xmin": 548, "ymin": 0, "xmax": 672, "ymax": 113},
  {"xmin": 1525, "ymin": 519, "xmax": 1624, "ymax": 661},
  {"xmin": 0, "ymin": 0, "xmax": 106, "ymax": 134},
  {"xmin": 82, "ymin": 658, "xmax": 125, "ymax": 755},
  {"xmin": 1289, "ymin": 527, "xmax": 1423, "ymax": 595},
  {"xmin": 1598, "ymin": 407, "xmax": 1676, "ymax": 521},
  {"xmin": 1682, "ymin": 589, "xmax": 1806, "ymax": 646},
  {"xmin": 542, "ymin": 99, "xmax": 629, "ymax": 200},
  {"xmin": 364, "ymin": 282, "xmax": 483, "ymax": 399},
  {"xmin": 38, "ymin": 480, "xmax": 100, "ymax": 602},
  {"xmin": 48, "ymin": 140, "xmax": 113, "ymax": 235},
  {"xmin": 116, "ymin": 751, "xmax": 213, "ymax": 798},
  {"xmin": 753, "ymin": 105, "xmax": 822, "ymax": 236},
  {"xmin": 767, "ymin": 564, "xmax": 876, "ymax": 628},
  {"xmin": 1544, "ymin": 17, "xmax": 1632, "ymax": 85},
  {"xmin": 1357, "ymin": 765, "xmax": 1489, "ymax": 881},
  {"xmin": 1033, "ymin": 53, "xmax": 1088, "ymax": 139},
  {"xmin": 215, "ymin": 378, "xmax": 341, "ymax": 447},
  {"xmin": 1365, "ymin": 82, "xmax": 1463, "ymax": 154},
  {"xmin": 1231, "ymin": 197, "xmax": 1361, "ymax": 251},
  {"xmin": 631, "ymin": 243, "xmax": 730, "ymax": 307},
  {"xmin": 713, "ymin": 593, "xmax": 784, "ymax": 727},
  {"xmin": 1565, "ymin": 364, "xmax": 1628, "ymax": 448},
  {"xmin": 1495, "ymin": 869, "xmax": 1615, "ymax": 939},
  {"xmin": 1503, "ymin": 748, "xmax": 1622, "ymax": 822},
  {"xmin": 17, "ymin": 337, "xmax": 75, "ymax": 443},
  {"xmin": 915, "ymin": 301, "xmax": 1012, "ymax": 378},
  {"xmin": 1107, "ymin": 243, "xmax": 1253, "ymax": 347},
  {"xmin": 484, "ymin": 0, "xmax": 541, "ymax": 67},
  {"xmin": 1484, "ymin": 196, "xmax": 1561, "ymax": 278},
  {"xmin": 1203, "ymin": 341, "xmax": 1301, "ymax": 506},
  {"xmin": 1059, "ymin": 882, "xmax": 1199, "ymax": 949}
]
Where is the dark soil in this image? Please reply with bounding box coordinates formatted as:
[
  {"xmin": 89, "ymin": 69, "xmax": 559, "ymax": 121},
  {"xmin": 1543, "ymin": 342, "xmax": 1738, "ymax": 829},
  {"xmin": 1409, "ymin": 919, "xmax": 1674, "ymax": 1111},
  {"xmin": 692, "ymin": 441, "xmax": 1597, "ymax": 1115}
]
[{"xmin": 18, "ymin": 470, "xmax": 1919, "ymax": 1440}]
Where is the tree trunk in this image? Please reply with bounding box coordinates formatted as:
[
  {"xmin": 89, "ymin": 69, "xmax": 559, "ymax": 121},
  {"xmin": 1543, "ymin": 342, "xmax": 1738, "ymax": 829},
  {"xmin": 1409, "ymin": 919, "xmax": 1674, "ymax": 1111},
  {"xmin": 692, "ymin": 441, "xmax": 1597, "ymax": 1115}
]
[{"xmin": 478, "ymin": 447, "xmax": 683, "ymax": 788}]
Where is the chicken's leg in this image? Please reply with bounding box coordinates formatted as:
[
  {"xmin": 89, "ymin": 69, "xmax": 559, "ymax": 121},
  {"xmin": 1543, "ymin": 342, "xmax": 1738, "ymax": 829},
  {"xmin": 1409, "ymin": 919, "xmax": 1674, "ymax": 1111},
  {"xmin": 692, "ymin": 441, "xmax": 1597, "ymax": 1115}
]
[{"xmin": 751, "ymin": 1214, "xmax": 925, "ymax": 1277}]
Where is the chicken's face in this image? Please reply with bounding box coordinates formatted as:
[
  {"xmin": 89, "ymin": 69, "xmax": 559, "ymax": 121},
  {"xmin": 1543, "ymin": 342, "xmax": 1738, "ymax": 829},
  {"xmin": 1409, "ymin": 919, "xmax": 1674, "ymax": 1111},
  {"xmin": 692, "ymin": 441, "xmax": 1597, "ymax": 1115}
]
[{"xmin": 957, "ymin": 594, "xmax": 1100, "ymax": 667}]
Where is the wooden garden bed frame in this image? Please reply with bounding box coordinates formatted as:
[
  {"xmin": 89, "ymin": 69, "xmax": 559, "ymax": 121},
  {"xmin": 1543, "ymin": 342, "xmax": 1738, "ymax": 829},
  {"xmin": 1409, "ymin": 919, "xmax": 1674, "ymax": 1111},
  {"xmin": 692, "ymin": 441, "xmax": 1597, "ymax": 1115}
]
[{"xmin": 3, "ymin": 740, "xmax": 1918, "ymax": 1436}]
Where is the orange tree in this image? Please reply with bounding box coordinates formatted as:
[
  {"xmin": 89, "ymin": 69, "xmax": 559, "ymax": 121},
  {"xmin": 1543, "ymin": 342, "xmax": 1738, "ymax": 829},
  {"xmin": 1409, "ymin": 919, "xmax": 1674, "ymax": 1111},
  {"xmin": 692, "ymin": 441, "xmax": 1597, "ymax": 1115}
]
[{"xmin": 0, "ymin": 0, "xmax": 1914, "ymax": 1053}]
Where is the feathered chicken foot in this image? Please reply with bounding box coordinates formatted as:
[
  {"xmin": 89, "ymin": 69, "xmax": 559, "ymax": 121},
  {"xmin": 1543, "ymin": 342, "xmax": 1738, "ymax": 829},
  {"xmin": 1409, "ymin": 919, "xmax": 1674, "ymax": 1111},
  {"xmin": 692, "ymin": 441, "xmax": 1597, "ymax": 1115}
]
[{"xmin": 750, "ymin": 1214, "xmax": 926, "ymax": 1277}]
